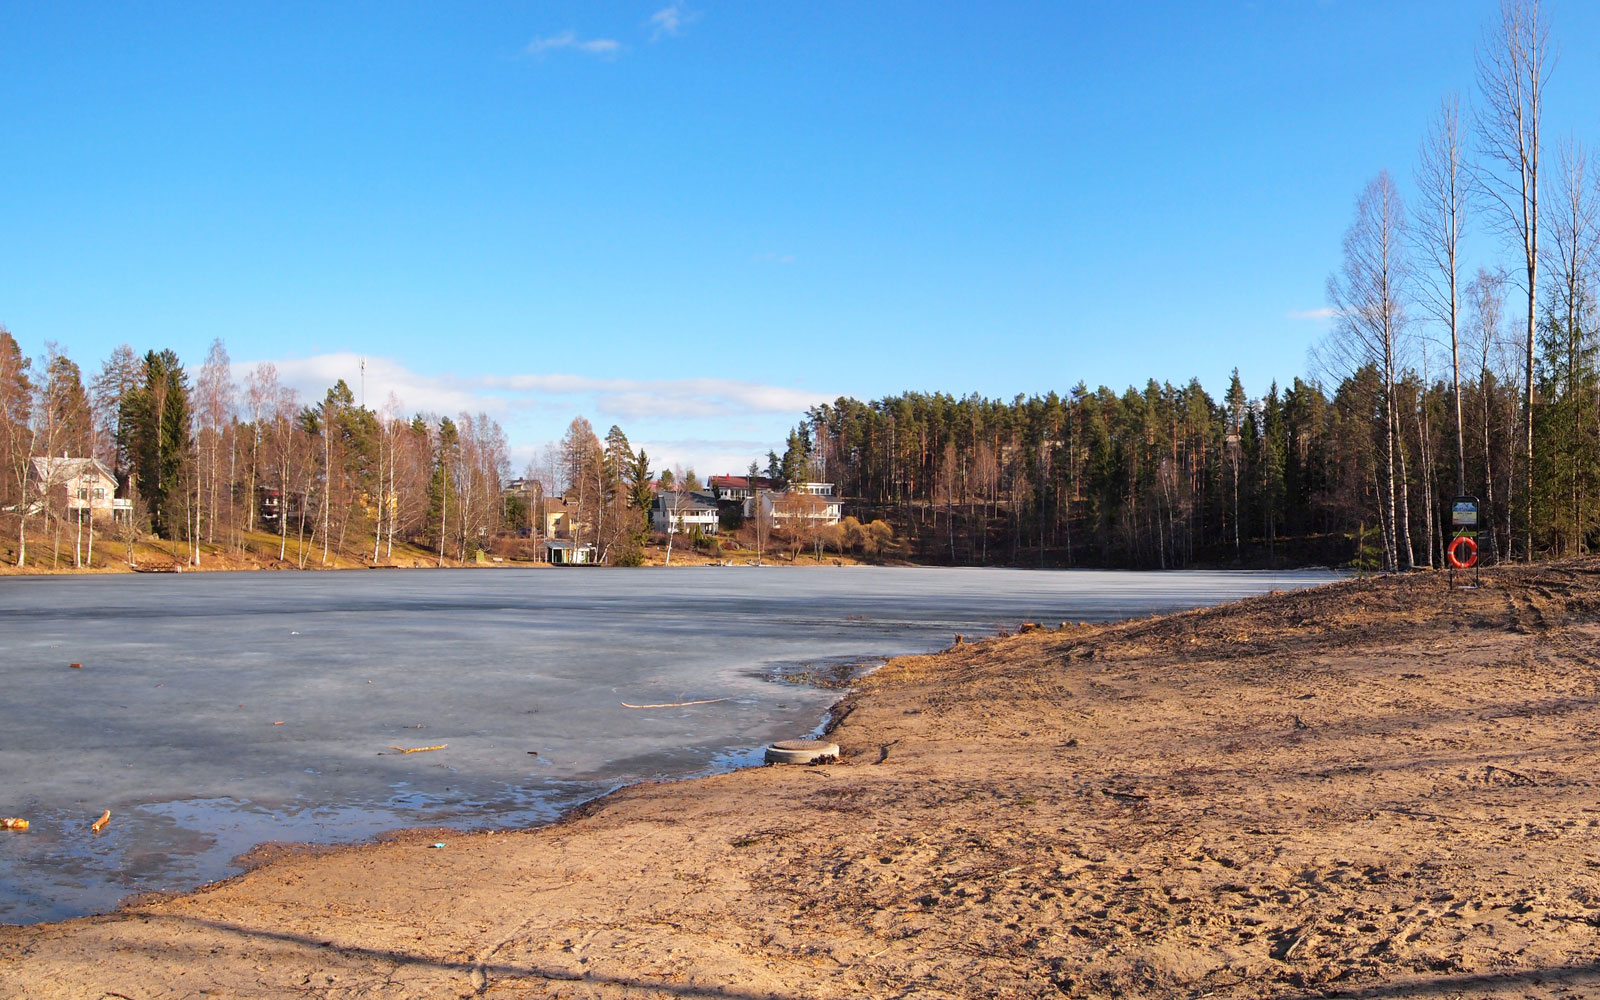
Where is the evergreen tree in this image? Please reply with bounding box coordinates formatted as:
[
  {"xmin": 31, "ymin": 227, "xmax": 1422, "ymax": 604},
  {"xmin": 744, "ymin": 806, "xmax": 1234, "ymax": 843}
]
[
  {"xmin": 1258, "ymin": 383, "xmax": 1286, "ymax": 560},
  {"xmin": 1533, "ymin": 287, "xmax": 1600, "ymax": 554},
  {"xmin": 0, "ymin": 329, "xmax": 35, "ymax": 565},
  {"xmin": 40, "ymin": 353, "xmax": 92, "ymax": 456},
  {"xmin": 120, "ymin": 350, "xmax": 192, "ymax": 538},
  {"xmin": 780, "ymin": 428, "xmax": 809, "ymax": 487},
  {"xmin": 628, "ymin": 448, "xmax": 654, "ymax": 512}
]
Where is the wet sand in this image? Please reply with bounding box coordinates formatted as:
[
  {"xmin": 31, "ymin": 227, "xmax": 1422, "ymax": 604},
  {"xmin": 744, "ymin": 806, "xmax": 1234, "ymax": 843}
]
[{"xmin": 7, "ymin": 562, "xmax": 1600, "ymax": 998}]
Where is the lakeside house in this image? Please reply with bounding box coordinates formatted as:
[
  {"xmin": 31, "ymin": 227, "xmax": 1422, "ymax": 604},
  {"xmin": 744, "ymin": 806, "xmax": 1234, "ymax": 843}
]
[
  {"xmin": 542, "ymin": 495, "xmax": 583, "ymax": 542},
  {"xmin": 540, "ymin": 538, "xmax": 596, "ymax": 564},
  {"xmin": 502, "ymin": 478, "xmax": 541, "ymax": 536},
  {"xmin": 705, "ymin": 473, "xmax": 847, "ymax": 529},
  {"xmin": 650, "ymin": 491, "xmax": 720, "ymax": 535},
  {"xmin": 503, "ymin": 477, "xmax": 541, "ymax": 500},
  {"xmin": 745, "ymin": 481, "xmax": 843, "ymax": 528},
  {"xmin": 539, "ymin": 495, "xmax": 596, "ymax": 564},
  {"xmin": 706, "ymin": 475, "xmax": 774, "ymax": 502},
  {"xmin": 26, "ymin": 457, "xmax": 133, "ymax": 521},
  {"xmin": 256, "ymin": 485, "xmax": 307, "ymax": 526}
]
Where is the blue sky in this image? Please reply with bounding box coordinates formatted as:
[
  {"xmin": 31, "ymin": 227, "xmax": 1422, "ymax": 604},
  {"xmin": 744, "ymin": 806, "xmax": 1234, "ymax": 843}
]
[{"xmin": 4, "ymin": 2, "xmax": 1599, "ymax": 475}]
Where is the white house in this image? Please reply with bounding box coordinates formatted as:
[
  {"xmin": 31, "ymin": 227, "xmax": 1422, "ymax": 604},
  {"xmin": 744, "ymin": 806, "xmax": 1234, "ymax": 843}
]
[
  {"xmin": 651, "ymin": 491, "xmax": 721, "ymax": 535},
  {"xmin": 540, "ymin": 538, "xmax": 597, "ymax": 565},
  {"xmin": 29, "ymin": 457, "xmax": 132, "ymax": 521},
  {"xmin": 745, "ymin": 483, "xmax": 843, "ymax": 528}
]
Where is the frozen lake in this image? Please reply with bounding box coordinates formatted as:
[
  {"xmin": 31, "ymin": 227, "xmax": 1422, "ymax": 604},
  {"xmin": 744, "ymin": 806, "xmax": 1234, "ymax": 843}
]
[{"xmin": 0, "ymin": 566, "xmax": 1337, "ymax": 924}]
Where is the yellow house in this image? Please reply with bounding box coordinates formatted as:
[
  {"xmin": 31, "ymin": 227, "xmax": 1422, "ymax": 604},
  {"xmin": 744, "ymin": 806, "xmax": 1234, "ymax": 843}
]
[
  {"xmin": 542, "ymin": 495, "xmax": 583, "ymax": 540},
  {"xmin": 539, "ymin": 495, "xmax": 596, "ymax": 564}
]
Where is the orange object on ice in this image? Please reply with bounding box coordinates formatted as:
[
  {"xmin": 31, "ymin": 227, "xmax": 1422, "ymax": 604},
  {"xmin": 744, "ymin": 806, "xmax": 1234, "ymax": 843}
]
[
  {"xmin": 1, "ymin": 818, "xmax": 27, "ymax": 831},
  {"xmin": 91, "ymin": 810, "xmax": 111, "ymax": 833}
]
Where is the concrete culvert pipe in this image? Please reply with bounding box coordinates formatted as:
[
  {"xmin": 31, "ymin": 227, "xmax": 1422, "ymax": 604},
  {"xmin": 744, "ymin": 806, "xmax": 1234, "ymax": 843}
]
[{"xmin": 764, "ymin": 739, "xmax": 840, "ymax": 765}]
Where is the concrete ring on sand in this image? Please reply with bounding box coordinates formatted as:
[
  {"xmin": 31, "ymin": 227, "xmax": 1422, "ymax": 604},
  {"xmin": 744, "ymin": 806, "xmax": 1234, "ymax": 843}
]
[{"xmin": 764, "ymin": 739, "xmax": 840, "ymax": 765}]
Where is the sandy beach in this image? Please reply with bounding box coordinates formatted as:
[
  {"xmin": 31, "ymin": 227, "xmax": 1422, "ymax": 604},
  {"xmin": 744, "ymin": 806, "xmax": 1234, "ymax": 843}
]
[{"xmin": 7, "ymin": 562, "xmax": 1600, "ymax": 998}]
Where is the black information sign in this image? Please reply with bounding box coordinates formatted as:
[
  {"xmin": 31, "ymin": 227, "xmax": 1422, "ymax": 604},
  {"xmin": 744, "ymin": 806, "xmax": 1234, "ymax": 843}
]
[{"xmin": 1448, "ymin": 494, "xmax": 1481, "ymax": 586}]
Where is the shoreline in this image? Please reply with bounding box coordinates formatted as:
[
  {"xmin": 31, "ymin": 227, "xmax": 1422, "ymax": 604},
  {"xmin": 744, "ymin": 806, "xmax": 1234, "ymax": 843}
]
[
  {"xmin": 0, "ymin": 554, "xmax": 895, "ymax": 577},
  {"xmin": 0, "ymin": 557, "xmax": 1335, "ymax": 579},
  {"xmin": 0, "ymin": 523, "xmax": 893, "ymax": 575},
  {"xmin": 10, "ymin": 563, "xmax": 1595, "ymax": 997},
  {"xmin": 0, "ymin": 528, "xmax": 1337, "ymax": 578}
]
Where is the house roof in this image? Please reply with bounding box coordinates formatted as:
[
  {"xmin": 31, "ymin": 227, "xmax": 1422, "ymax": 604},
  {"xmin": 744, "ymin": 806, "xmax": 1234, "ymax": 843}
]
[
  {"xmin": 708, "ymin": 475, "xmax": 773, "ymax": 490},
  {"xmin": 31, "ymin": 456, "xmax": 116, "ymax": 484},
  {"xmin": 653, "ymin": 491, "xmax": 719, "ymax": 512},
  {"xmin": 541, "ymin": 538, "xmax": 596, "ymax": 554}
]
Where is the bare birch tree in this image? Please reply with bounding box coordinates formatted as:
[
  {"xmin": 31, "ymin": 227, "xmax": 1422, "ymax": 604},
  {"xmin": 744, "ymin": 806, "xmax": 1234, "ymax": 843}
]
[
  {"xmin": 243, "ymin": 363, "xmax": 278, "ymax": 535},
  {"xmin": 195, "ymin": 339, "xmax": 235, "ymax": 546},
  {"xmin": 560, "ymin": 416, "xmax": 602, "ymax": 557},
  {"xmin": 262, "ymin": 376, "xmax": 300, "ymax": 562},
  {"xmin": 397, "ymin": 416, "xmax": 433, "ymax": 556},
  {"xmin": 1324, "ymin": 171, "xmax": 1412, "ymax": 570},
  {"xmin": 1475, "ymin": 0, "xmax": 1550, "ymax": 559},
  {"xmin": 88, "ymin": 345, "xmax": 142, "ymax": 565},
  {"xmin": 90, "ymin": 345, "xmax": 141, "ymax": 477},
  {"xmin": 372, "ymin": 394, "xmax": 405, "ymax": 563},
  {"xmin": 36, "ymin": 347, "xmax": 93, "ymax": 567},
  {"xmin": 1415, "ymin": 95, "xmax": 1469, "ymax": 494},
  {"xmin": 1467, "ymin": 268, "xmax": 1515, "ymax": 560}
]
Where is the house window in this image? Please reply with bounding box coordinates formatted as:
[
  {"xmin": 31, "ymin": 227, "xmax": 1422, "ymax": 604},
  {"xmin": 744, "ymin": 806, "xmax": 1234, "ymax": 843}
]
[
  {"xmin": 93, "ymin": 487, "xmax": 106, "ymax": 500},
  {"xmin": 77, "ymin": 488, "xmax": 88, "ymax": 500}
]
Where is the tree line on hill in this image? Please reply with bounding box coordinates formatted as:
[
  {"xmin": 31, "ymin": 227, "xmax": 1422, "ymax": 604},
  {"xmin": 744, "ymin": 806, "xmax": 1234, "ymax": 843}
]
[
  {"xmin": 0, "ymin": 327, "xmax": 885, "ymax": 571},
  {"xmin": 0, "ymin": 333, "xmax": 525, "ymax": 568},
  {"xmin": 778, "ymin": 370, "xmax": 1505, "ymax": 569}
]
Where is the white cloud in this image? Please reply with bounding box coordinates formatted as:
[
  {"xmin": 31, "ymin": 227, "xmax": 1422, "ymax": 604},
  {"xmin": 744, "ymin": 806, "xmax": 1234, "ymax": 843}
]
[
  {"xmin": 527, "ymin": 30, "xmax": 622, "ymax": 57},
  {"xmin": 231, "ymin": 353, "xmax": 495, "ymax": 418},
  {"xmin": 1287, "ymin": 307, "xmax": 1339, "ymax": 322},
  {"xmin": 234, "ymin": 356, "xmax": 829, "ymax": 420},
  {"xmin": 635, "ymin": 438, "xmax": 778, "ymax": 476},
  {"xmin": 648, "ymin": 5, "xmax": 697, "ymax": 41},
  {"xmin": 230, "ymin": 353, "xmax": 830, "ymax": 477},
  {"xmin": 509, "ymin": 438, "xmax": 772, "ymax": 483},
  {"xmin": 485, "ymin": 374, "xmax": 829, "ymax": 417}
]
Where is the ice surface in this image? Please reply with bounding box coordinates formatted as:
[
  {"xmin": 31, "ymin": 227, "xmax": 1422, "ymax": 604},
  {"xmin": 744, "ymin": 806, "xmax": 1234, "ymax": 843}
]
[{"xmin": 0, "ymin": 565, "xmax": 1336, "ymax": 923}]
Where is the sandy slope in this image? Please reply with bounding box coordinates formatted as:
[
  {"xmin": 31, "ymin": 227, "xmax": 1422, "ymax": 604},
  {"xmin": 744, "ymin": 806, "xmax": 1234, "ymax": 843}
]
[{"xmin": 7, "ymin": 562, "xmax": 1600, "ymax": 998}]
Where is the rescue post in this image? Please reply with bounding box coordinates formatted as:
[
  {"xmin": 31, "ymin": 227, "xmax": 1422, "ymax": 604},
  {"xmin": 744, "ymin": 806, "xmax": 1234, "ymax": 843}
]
[{"xmin": 1448, "ymin": 495, "xmax": 1481, "ymax": 590}]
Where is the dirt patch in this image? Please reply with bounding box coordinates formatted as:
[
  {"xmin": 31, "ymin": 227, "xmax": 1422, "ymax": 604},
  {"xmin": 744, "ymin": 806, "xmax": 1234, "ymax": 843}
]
[{"xmin": 8, "ymin": 562, "xmax": 1600, "ymax": 997}]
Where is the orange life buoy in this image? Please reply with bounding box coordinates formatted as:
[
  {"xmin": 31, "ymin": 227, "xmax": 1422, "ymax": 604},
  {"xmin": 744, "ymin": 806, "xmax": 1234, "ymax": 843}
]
[{"xmin": 1448, "ymin": 534, "xmax": 1478, "ymax": 569}]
